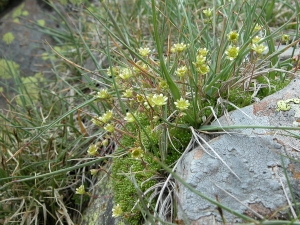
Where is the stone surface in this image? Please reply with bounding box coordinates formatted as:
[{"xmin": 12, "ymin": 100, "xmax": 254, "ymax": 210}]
[
  {"xmin": 81, "ymin": 161, "xmax": 118, "ymax": 225},
  {"xmin": 176, "ymin": 77, "xmax": 300, "ymax": 224},
  {"xmin": 0, "ymin": 0, "xmax": 64, "ymax": 109}
]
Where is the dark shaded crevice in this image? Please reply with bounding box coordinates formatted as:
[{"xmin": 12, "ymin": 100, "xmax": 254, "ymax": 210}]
[
  {"xmin": 0, "ymin": 0, "xmax": 25, "ymax": 18},
  {"xmin": 36, "ymin": 0, "xmax": 53, "ymax": 11}
]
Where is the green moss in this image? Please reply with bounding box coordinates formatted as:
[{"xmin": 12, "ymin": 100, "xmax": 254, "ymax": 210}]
[
  {"xmin": 117, "ymin": 112, "xmax": 159, "ymax": 152},
  {"xmin": 256, "ymin": 76, "xmax": 291, "ymax": 98},
  {"xmin": 111, "ymin": 154, "xmax": 160, "ymax": 225},
  {"xmin": 111, "ymin": 109, "xmax": 193, "ymax": 223},
  {"xmin": 165, "ymin": 127, "xmax": 191, "ymax": 166},
  {"xmin": 140, "ymin": 125, "xmax": 160, "ymax": 154},
  {"xmin": 227, "ymin": 88, "xmax": 252, "ymax": 111}
]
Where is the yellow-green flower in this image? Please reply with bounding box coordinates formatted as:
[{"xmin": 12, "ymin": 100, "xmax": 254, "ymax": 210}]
[
  {"xmin": 203, "ymin": 8, "xmax": 212, "ymax": 17},
  {"xmin": 87, "ymin": 144, "xmax": 98, "ymax": 156},
  {"xmin": 91, "ymin": 117, "xmax": 101, "ymax": 126},
  {"xmin": 133, "ymin": 60, "xmax": 148, "ymax": 74},
  {"xmin": 175, "ymin": 65, "xmax": 188, "ymax": 78},
  {"xmin": 144, "ymin": 94, "xmax": 155, "ymax": 109},
  {"xmin": 254, "ymin": 24, "xmax": 262, "ymax": 32},
  {"xmin": 252, "ymin": 44, "xmax": 267, "ymax": 54},
  {"xmin": 198, "ymin": 48, "xmax": 208, "ymax": 57},
  {"xmin": 144, "ymin": 94, "xmax": 155, "ymax": 108},
  {"xmin": 104, "ymin": 123, "xmax": 115, "ymax": 133},
  {"xmin": 75, "ymin": 185, "xmax": 86, "ymax": 195},
  {"xmin": 90, "ymin": 169, "xmax": 98, "ymax": 176},
  {"xmin": 124, "ymin": 112, "xmax": 135, "ymax": 123},
  {"xmin": 137, "ymin": 94, "xmax": 145, "ymax": 103},
  {"xmin": 123, "ymin": 88, "xmax": 133, "ymax": 98},
  {"xmin": 107, "ymin": 66, "xmax": 120, "ymax": 77},
  {"xmin": 227, "ymin": 31, "xmax": 239, "ymax": 43},
  {"xmin": 281, "ymin": 34, "xmax": 290, "ymax": 43},
  {"xmin": 195, "ymin": 55, "xmax": 206, "ymax": 65},
  {"xmin": 196, "ymin": 63, "xmax": 210, "ymax": 74},
  {"xmin": 159, "ymin": 79, "xmax": 168, "ymax": 89},
  {"xmin": 175, "ymin": 98, "xmax": 190, "ymax": 110},
  {"xmin": 252, "ymin": 36, "xmax": 261, "ymax": 44},
  {"xmin": 95, "ymin": 89, "xmax": 110, "ymax": 99},
  {"xmin": 102, "ymin": 139, "xmax": 109, "ymax": 147},
  {"xmin": 130, "ymin": 147, "xmax": 144, "ymax": 159},
  {"xmin": 112, "ymin": 204, "xmax": 123, "ymax": 217},
  {"xmin": 99, "ymin": 110, "xmax": 113, "ymax": 123},
  {"xmin": 225, "ymin": 45, "xmax": 239, "ymax": 60},
  {"xmin": 119, "ymin": 68, "xmax": 133, "ymax": 80},
  {"xmin": 152, "ymin": 94, "xmax": 168, "ymax": 106},
  {"xmin": 171, "ymin": 43, "xmax": 187, "ymax": 53},
  {"xmin": 138, "ymin": 47, "xmax": 151, "ymax": 57}
]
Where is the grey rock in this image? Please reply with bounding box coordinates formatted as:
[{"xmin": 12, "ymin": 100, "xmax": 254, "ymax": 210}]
[
  {"xmin": 176, "ymin": 77, "xmax": 300, "ymax": 224},
  {"xmin": 0, "ymin": 0, "xmax": 65, "ymax": 109},
  {"xmin": 81, "ymin": 162, "xmax": 118, "ymax": 225},
  {"xmin": 277, "ymin": 44, "xmax": 300, "ymax": 60}
]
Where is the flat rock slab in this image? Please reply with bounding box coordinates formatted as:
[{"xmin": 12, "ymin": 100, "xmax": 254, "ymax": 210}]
[{"xmin": 176, "ymin": 77, "xmax": 300, "ymax": 224}]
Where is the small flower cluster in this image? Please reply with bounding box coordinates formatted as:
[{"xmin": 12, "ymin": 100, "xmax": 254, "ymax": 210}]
[
  {"xmin": 203, "ymin": 8, "xmax": 212, "ymax": 23},
  {"xmin": 124, "ymin": 112, "xmax": 135, "ymax": 122},
  {"xmin": 281, "ymin": 34, "xmax": 290, "ymax": 44},
  {"xmin": 142, "ymin": 93, "xmax": 168, "ymax": 108},
  {"xmin": 130, "ymin": 147, "xmax": 144, "ymax": 159},
  {"xmin": 224, "ymin": 26, "xmax": 268, "ymax": 60},
  {"xmin": 87, "ymin": 144, "xmax": 98, "ymax": 156},
  {"xmin": 112, "ymin": 204, "xmax": 123, "ymax": 217},
  {"xmin": 95, "ymin": 89, "xmax": 110, "ymax": 99},
  {"xmin": 91, "ymin": 110, "xmax": 113, "ymax": 127},
  {"xmin": 193, "ymin": 48, "xmax": 210, "ymax": 74},
  {"xmin": 252, "ymin": 44, "xmax": 267, "ymax": 55},
  {"xmin": 175, "ymin": 97, "xmax": 190, "ymax": 110},
  {"xmin": 227, "ymin": 30, "xmax": 239, "ymax": 44},
  {"xmin": 226, "ymin": 31, "xmax": 239, "ymax": 60},
  {"xmin": 138, "ymin": 47, "xmax": 151, "ymax": 57},
  {"xmin": 171, "ymin": 43, "xmax": 188, "ymax": 53},
  {"xmin": 119, "ymin": 68, "xmax": 134, "ymax": 80},
  {"xmin": 75, "ymin": 184, "xmax": 85, "ymax": 195},
  {"xmin": 175, "ymin": 65, "xmax": 187, "ymax": 78},
  {"xmin": 251, "ymin": 24, "xmax": 267, "ymax": 55},
  {"xmin": 90, "ymin": 43, "xmax": 198, "ymax": 165}
]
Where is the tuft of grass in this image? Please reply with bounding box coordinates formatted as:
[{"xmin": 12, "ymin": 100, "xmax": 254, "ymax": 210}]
[{"xmin": 0, "ymin": 45, "xmax": 98, "ymax": 224}]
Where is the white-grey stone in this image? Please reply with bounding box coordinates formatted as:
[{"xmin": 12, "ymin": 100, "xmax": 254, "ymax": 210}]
[{"xmin": 176, "ymin": 77, "xmax": 300, "ymax": 224}]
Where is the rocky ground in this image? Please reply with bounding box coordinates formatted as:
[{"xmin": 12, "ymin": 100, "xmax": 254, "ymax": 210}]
[{"xmin": 0, "ymin": 0, "xmax": 61, "ymax": 109}]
